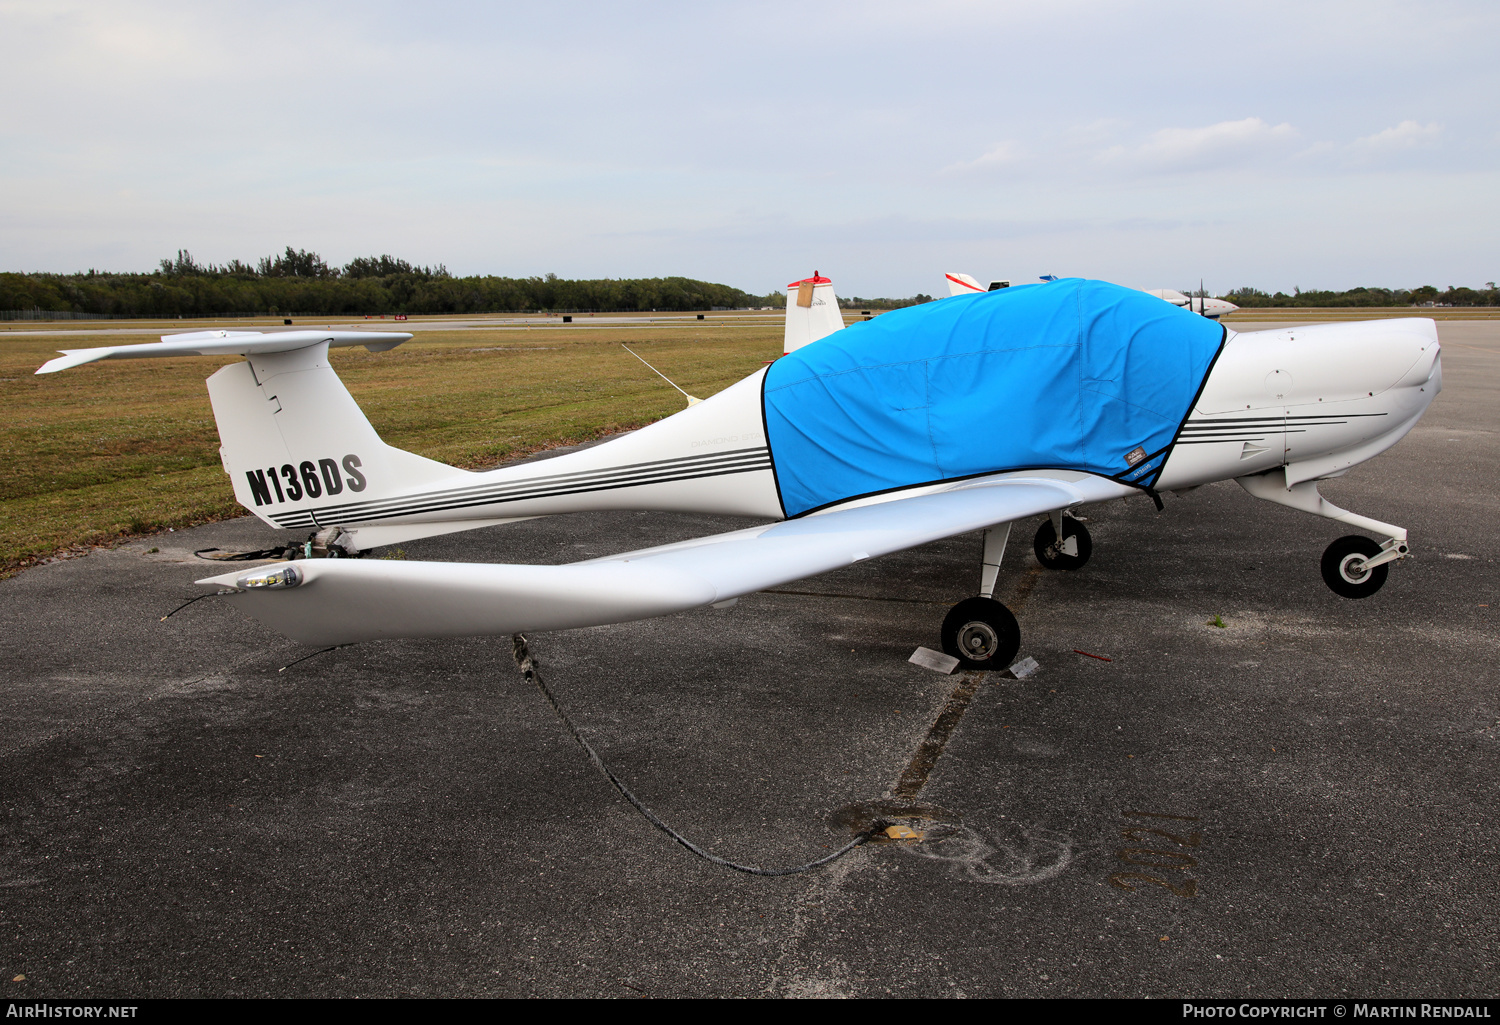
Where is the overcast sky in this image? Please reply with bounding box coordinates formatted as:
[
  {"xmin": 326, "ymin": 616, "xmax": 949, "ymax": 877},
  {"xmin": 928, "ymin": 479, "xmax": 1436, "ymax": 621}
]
[{"xmin": 2, "ymin": 0, "xmax": 1496, "ymax": 297}]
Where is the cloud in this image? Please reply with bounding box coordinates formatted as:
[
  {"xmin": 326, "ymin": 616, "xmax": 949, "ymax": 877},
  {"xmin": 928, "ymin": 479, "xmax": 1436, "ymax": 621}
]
[
  {"xmin": 1352, "ymin": 120, "xmax": 1442, "ymax": 152},
  {"xmin": 1098, "ymin": 117, "xmax": 1297, "ymax": 172},
  {"xmin": 1294, "ymin": 120, "xmax": 1444, "ymax": 169},
  {"xmin": 942, "ymin": 141, "xmax": 1025, "ymax": 174}
]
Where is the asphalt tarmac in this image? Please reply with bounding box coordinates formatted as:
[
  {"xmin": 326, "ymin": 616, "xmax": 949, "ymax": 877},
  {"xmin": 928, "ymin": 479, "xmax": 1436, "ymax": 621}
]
[{"xmin": 0, "ymin": 323, "xmax": 1495, "ymax": 999}]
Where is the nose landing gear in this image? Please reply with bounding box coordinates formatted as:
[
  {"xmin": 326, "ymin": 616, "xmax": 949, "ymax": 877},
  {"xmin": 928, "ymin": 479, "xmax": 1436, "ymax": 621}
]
[
  {"xmin": 1238, "ymin": 471, "xmax": 1411, "ymax": 599},
  {"xmin": 1320, "ymin": 535, "xmax": 1410, "ymax": 599}
]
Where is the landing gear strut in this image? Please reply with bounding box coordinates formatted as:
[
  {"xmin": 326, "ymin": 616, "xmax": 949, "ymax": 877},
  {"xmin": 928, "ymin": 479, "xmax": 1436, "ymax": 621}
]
[
  {"xmin": 937, "ymin": 520, "xmax": 1028, "ymax": 671},
  {"xmin": 938, "ymin": 509, "xmax": 1090, "ymax": 669}
]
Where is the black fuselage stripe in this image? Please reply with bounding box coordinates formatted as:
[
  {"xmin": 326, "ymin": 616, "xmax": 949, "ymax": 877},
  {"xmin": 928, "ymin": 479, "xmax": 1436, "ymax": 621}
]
[
  {"xmin": 263, "ymin": 452, "xmax": 772, "ymax": 526},
  {"xmin": 1183, "ymin": 420, "xmax": 1349, "ymax": 430},
  {"xmin": 334, "ymin": 461, "xmax": 771, "ymax": 520},
  {"xmin": 306, "ymin": 452, "xmax": 771, "ymax": 520},
  {"xmin": 1181, "ymin": 433, "xmax": 1282, "ymax": 438},
  {"xmin": 1185, "ymin": 413, "xmax": 1388, "ymax": 424},
  {"xmin": 313, "ymin": 462, "xmax": 773, "ymax": 524},
  {"xmin": 319, "ymin": 459, "xmax": 774, "ymax": 522}
]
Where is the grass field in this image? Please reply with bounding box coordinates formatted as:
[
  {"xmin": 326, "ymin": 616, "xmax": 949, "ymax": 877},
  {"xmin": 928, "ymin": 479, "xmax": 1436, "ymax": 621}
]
[{"xmin": 0, "ymin": 318, "xmax": 784, "ymax": 578}]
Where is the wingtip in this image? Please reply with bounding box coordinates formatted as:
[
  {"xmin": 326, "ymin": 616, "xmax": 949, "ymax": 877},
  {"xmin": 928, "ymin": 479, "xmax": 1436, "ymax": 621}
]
[{"xmin": 35, "ymin": 350, "xmax": 101, "ymax": 374}]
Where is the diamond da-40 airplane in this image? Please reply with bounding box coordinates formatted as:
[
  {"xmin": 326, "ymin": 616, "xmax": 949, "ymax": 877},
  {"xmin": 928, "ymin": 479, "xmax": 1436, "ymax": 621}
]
[{"xmin": 37, "ymin": 279, "xmax": 1441, "ymax": 670}]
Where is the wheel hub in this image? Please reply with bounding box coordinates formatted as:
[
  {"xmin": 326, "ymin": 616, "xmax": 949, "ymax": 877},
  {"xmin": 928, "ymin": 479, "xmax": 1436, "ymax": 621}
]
[
  {"xmin": 958, "ymin": 620, "xmax": 999, "ymax": 659},
  {"xmin": 1339, "ymin": 554, "xmax": 1371, "ymax": 584}
]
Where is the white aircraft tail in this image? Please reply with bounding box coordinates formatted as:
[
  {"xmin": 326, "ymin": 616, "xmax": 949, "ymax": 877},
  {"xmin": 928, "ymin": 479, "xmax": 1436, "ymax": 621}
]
[
  {"xmin": 38, "ymin": 329, "xmax": 464, "ymax": 538},
  {"xmin": 206, "ymin": 342, "xmax": 461, "ymax": 533},
  {"xmin": 945, "ymin": 272, "xmax": 986, "ymax": 297},
  {"xmin": 783, "ymin": 273, "xmax": 844, "ymax": 355}
]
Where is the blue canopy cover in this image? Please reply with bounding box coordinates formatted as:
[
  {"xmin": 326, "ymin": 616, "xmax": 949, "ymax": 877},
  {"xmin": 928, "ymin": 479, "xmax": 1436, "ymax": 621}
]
[{"xmin": 762, "ymin": 278, "xmax": 1225, "ymax": 517}]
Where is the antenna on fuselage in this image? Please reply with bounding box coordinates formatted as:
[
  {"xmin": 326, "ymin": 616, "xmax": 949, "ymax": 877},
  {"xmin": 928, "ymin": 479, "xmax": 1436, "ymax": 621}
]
[{"xmin": 621, "ymin": 344, "xmax": 702, "ymax": 407}]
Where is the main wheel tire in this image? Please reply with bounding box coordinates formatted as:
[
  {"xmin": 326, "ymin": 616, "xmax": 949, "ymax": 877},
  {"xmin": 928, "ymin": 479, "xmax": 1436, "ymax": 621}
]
[
  {"xmin": 1321, "ymin": 535, "xmax": 1388, "ymax": 599},
  {"xmin": 1033, "ymin": 515, "xmax": 1093, "ymax": 570},
  {"xmin": 941, "ymin": 597, "xmax": 1021, "ymax": 672}
]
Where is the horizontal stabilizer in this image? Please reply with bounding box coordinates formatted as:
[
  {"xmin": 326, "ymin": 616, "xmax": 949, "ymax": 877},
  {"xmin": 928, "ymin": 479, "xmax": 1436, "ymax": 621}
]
[
  {"xmin": 35, "ymin": 330, "xmax": 412, "ymax": 374},
  {"xmin": 200, "ymin": 471, "xmax": 1133, "ymax": 646}
]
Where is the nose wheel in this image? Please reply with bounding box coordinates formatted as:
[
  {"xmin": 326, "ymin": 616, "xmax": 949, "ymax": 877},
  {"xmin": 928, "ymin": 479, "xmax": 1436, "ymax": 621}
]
[
  {"xmin": 941, "ymin": 597, "xmax": 1021, "ymax": 672},
  {"xmin": 1321, "ymin": 535, "xmax": 1390, "ymax": 599}
]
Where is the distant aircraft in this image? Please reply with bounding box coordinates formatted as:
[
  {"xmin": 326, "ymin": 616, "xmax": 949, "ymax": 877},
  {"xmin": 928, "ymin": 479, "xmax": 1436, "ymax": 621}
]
[
  {"xmin": 945, "ymin": 272, "xmax": 1011, "ymax": 295},
  {"xmin": 36, "ymin": 279, "xmax": 1438, "ymax": 671},
  {"xmin": 1143, "ymin": 288, "xmax": 1240, "ymax": 319},
  {"xmin": 946, "ymin": 273, "xmax": 1239, "ymax": 318}
]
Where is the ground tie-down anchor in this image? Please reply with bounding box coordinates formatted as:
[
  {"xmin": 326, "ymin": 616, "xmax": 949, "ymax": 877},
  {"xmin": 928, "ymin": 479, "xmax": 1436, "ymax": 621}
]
[{"xmin": 828, "ymin": 801, "xmax": 961, "ymax": 845}]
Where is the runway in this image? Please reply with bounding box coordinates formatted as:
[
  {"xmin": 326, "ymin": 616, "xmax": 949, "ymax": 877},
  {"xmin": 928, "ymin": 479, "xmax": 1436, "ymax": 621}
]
[
  {"xmin": 0, "ymin": 312, "xmax": 785, "ymax": 340},
  {"xmin": 0, "ymin": 323, "xmax": 1495, "ymax": 998}
]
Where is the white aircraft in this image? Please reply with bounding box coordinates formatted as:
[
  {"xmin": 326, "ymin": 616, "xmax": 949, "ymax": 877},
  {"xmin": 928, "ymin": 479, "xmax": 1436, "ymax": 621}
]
[
  {"xmin": 36, "ymin": 279, "xmax": 1439, "ymax": 671},
  {"xmin": 946, "ymin": 273, "xmax": 1239, "ymax": 319},
  {"xmin": 1142, "ymin": 288, "xmax": 1240, "ymax": 319}
]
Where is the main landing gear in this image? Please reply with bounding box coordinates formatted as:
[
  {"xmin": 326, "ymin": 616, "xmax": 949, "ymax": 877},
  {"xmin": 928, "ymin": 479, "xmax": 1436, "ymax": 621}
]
[
  {"xmin": 942, "ymin": 597, "xmax": 1021, "ymax": 672},
  {"xmin": 1237, "ymin": 472, "xmax": 1411, "ymax": 600},
  {"xmin": 939, "ymin": 511, "xmax": 1088, "ymax": 671},
  {"xmin": 1033, "ymin": 512, "xmax": 1092, "ymax": 571}
]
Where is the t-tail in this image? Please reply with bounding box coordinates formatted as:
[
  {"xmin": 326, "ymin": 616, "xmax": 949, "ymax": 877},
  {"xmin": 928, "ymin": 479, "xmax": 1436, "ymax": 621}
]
[
  {"xmin": 37, "ymin": 330, "xmax": 470, "ymax": 548},
  {"xmin": 203, "ymin": 338, "xmax": 466, "ymax": 541},
  {"xmin": 782, "ymin": 272, "xmax": 844, "ymax": 355}
]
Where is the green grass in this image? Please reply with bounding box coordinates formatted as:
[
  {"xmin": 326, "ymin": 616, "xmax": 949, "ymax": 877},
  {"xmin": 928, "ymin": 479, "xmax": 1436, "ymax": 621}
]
[{"xmin": 0, "ymin": 321, "xmax": 784, "ymax": 577}]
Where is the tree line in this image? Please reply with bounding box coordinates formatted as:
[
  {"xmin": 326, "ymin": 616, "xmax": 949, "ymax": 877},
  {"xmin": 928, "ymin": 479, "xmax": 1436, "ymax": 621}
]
[
  {"xmin": 5, "ymin": 249, "xmax": 1494, "ymax": 317},
  {"xmin": 1222, "ymin": 284, "xmax": 1499, "ymax": 308},
  {"xmin": 0, "ymin": 248, "xmax": 777, "ymax": 317}
]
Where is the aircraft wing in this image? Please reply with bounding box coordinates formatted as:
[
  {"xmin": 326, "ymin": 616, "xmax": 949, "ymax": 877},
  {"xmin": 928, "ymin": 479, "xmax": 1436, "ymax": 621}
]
[{"xmin": 197, "ymin": 472, "xmax": 1135, "ymax": 647}]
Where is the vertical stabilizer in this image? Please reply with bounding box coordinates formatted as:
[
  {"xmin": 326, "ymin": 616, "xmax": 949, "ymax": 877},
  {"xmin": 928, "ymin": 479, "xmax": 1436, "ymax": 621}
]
[
  {"xmin": 945, "ymin": 272, "xmax": 986, "ymax": 297},
  {"xmin": 782, "ymin": 272, "xmax": 844, "ymax": 355},
  {"xmin": 207, "ymin": 342, "xmax": 463, "ymax": 533}
]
